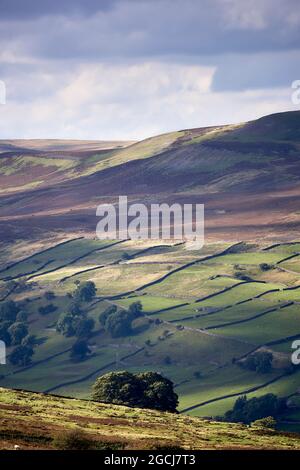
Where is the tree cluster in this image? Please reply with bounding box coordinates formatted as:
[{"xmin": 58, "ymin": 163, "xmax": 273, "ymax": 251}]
[
  {"xmin": 74, "ymin": 281, "xmax": 97, "ymax": 302},
  {"xmin": 240, "ymin": 351, "xmax": 273, "ymax": 374},
  {"xmin": 0, "ymin": 300, "xmax": 36, "ymax": 366},
  {"xmin": 56, "ymin": 282, "xmax": 97, "ymax": 338},
  {"xmin": 224, "ymin": 393, "xmax": 283, "ymax": 424},
  {"xmin": 99, "ymin": 301, "xmax": 143, "ymax": 338},
  {"xmin": 56, "ymin": 302, "xmax": 95, "ymax": 338}
]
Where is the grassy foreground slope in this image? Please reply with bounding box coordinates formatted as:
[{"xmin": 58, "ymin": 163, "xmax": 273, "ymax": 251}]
[{"xmin": 1, "ymin": 387, "xmax": 300, "ymax": 450}]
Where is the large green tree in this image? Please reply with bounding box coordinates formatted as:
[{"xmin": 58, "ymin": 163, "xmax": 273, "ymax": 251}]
[
  {"xmin": 57, "ymin": 311, "xmax": 94, "ymax": 338},
  {"xmin": 56, "ymin": 313, "xmax": 76, "ymax": 337},
  {"xmin": 9, "ymin": 344, "xmax": 34, "ymax": 366},
  {"xmin": 68, "ymin": 301, "xmax": 84, "ymax": 317},
  {"xmin": 128, "ymin": 301, "xmax": 143, "ymax": 318},
  {"xmin": 74, "ymin": 317, "xmax": 95, "ymax": 338},
  {"xmin": 99, "ymin": 305, "xmax": 117, "ymax": 326},
  {"xmin": 74, "ymin": 281, "xmax": 97, "ymax": 302},
  {"xmin": 100, "ymin": 302, "xmax": 144, "ymax": 338},
  {"xmin": 92, "ymin": 370, "xmax": 178, "ymax": 412},
  {"xmin": 104, "ymin": 310, "xmax": 133, "ymax": 338},
  {"xmin": 8, "ymin": 322, "xmax": 28, "ymax": 345},
  {"xmin": 138, "ymin": 372, "xmax": 178, "ymax": 412},
  {"xmin": 70, "ymin": 340, "xmax": 91, "ymax": 362}
]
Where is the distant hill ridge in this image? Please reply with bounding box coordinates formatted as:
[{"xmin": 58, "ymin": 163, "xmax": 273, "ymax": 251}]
[{"xmin": 0, "ymin": 110, "xmax": 299, "ymax": 243}]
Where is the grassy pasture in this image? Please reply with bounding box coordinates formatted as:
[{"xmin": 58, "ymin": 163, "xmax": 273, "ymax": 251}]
[
  {"xmin": 0, "ymin": 238, "xmax": 300, "ymax": 432},
  {"xmin": 145, "ymin": 266, "xmax": 239, "ymax": 299},
  {"xmin": 213, "ymin": 304, "xmax": 300, "ymax": 345},
  {"xmin": 190, "ymin": 368, "xmax": 300, "ymax": 432},
  {"xmin": 173, "ymin": 298, "xmax": 279, "ymax": 330},
  {"xmin": 115, "ymin": 295, "xmax": 186, "ymax": 313},
  {"xmin": 264, "ymin": 243, "xmax": 300, "ymax": 254},
  {"xmin": 204, "ymin": 252, "xmax": 288, "ymax": 266},
  {"xmin": 60, "ymin": 263, "xmax": 178, "ymax": 296},
  {"xmin": 262, "ymin": 287, "xmax": 300, "ymax": 302},
  {"xmin": 0, "ymin": 238, "xmax": 114, "ymax": 281},
  {"xmin": 280, "ymin": 258, "xmax": 300, "ymax": 273},
  {"xmin": 177, "ymin": 365, "xmax": 281, "ymax": 412}
]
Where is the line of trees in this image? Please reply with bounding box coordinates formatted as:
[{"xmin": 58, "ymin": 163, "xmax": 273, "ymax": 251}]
[
  {"xmin": 56, "ymin": 282, "xmax": 97, "ymax": 339},
  {"xmin": 0, "ymin": 300, "xmax": 36, "ymax": 366},
  {"xmin": 223, "ymin": 393, "xmax": 285, "ymax": 424},
  {"xmin": 0, "ymin": 281, "xmax": 98, "ymax": 366}
]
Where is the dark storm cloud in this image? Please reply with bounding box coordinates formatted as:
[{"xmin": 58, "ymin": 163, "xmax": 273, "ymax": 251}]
[{"xmin": 0, "ymin": 0, "xmax": 300, "ymax": 61}]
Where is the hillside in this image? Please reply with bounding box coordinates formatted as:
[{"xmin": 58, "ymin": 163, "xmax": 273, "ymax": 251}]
[
  {"xmin": 0, "ymin": 111, "xmax": 299, "ymax": 441},
  {"xmin": 0, "ymin": 387, "xmax": 300, "ymax": 450},
  {"xmin": 0, "ymin": 239, "xmax": 300, "ymax": 433},
  {"xmin": 0, "ymin": 138, "xmax": 133, "ymax": 197},
  {"xmin": 0, "ymin": 111, "xmax": 300, "ymax": 245},
  {"xmin": 0, "ymin": 139, "xmax": 133, "ymax": 153}
]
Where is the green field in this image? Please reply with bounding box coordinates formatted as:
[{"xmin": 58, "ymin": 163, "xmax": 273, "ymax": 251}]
[{"xmin": 0, "ymin": 238, "xmax": 300, "ymax": 433}]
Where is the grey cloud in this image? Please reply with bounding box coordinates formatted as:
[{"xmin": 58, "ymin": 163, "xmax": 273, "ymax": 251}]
[
  {"xmin": 0, "ymin": 0, "xmax": 299, "ymax": 139},
  {"xmin": 0, "ymin": 0, "xmax": 299, "ymax": 62},
  {"xmin": 212, "ymin": 50, "xmax": 300, "ymax": 91},
  {"xmin": 0, "ymin": 0, "xmax": 115, "ymax": 19}
]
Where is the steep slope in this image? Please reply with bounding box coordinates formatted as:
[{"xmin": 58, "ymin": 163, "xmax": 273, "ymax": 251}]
[
  {"xmin": 0, "ymin": 111, "xmax": 299, "ymax": 244},
  {"xmin": 226, "ymin": 110, "xmax": 300, "ymax": 142},
  {"xmin": 0, "ymin": 139, "xmax": 133, "ymax": 195}
]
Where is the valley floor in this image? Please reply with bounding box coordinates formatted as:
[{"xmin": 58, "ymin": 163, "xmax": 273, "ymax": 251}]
[{"xmin": 0, "ymin": 238, "xmax": 300, "ymax": 434}]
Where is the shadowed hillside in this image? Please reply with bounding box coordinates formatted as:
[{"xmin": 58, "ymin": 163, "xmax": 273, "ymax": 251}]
[{"xmin": 0, "ymin": 111, "xmax": 300, "ymax": 244}]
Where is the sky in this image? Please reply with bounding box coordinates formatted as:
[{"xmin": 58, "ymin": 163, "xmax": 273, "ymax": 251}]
[{"xmin": 0, "ymin": 0, "xmax": 299, "ymax": 140}]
